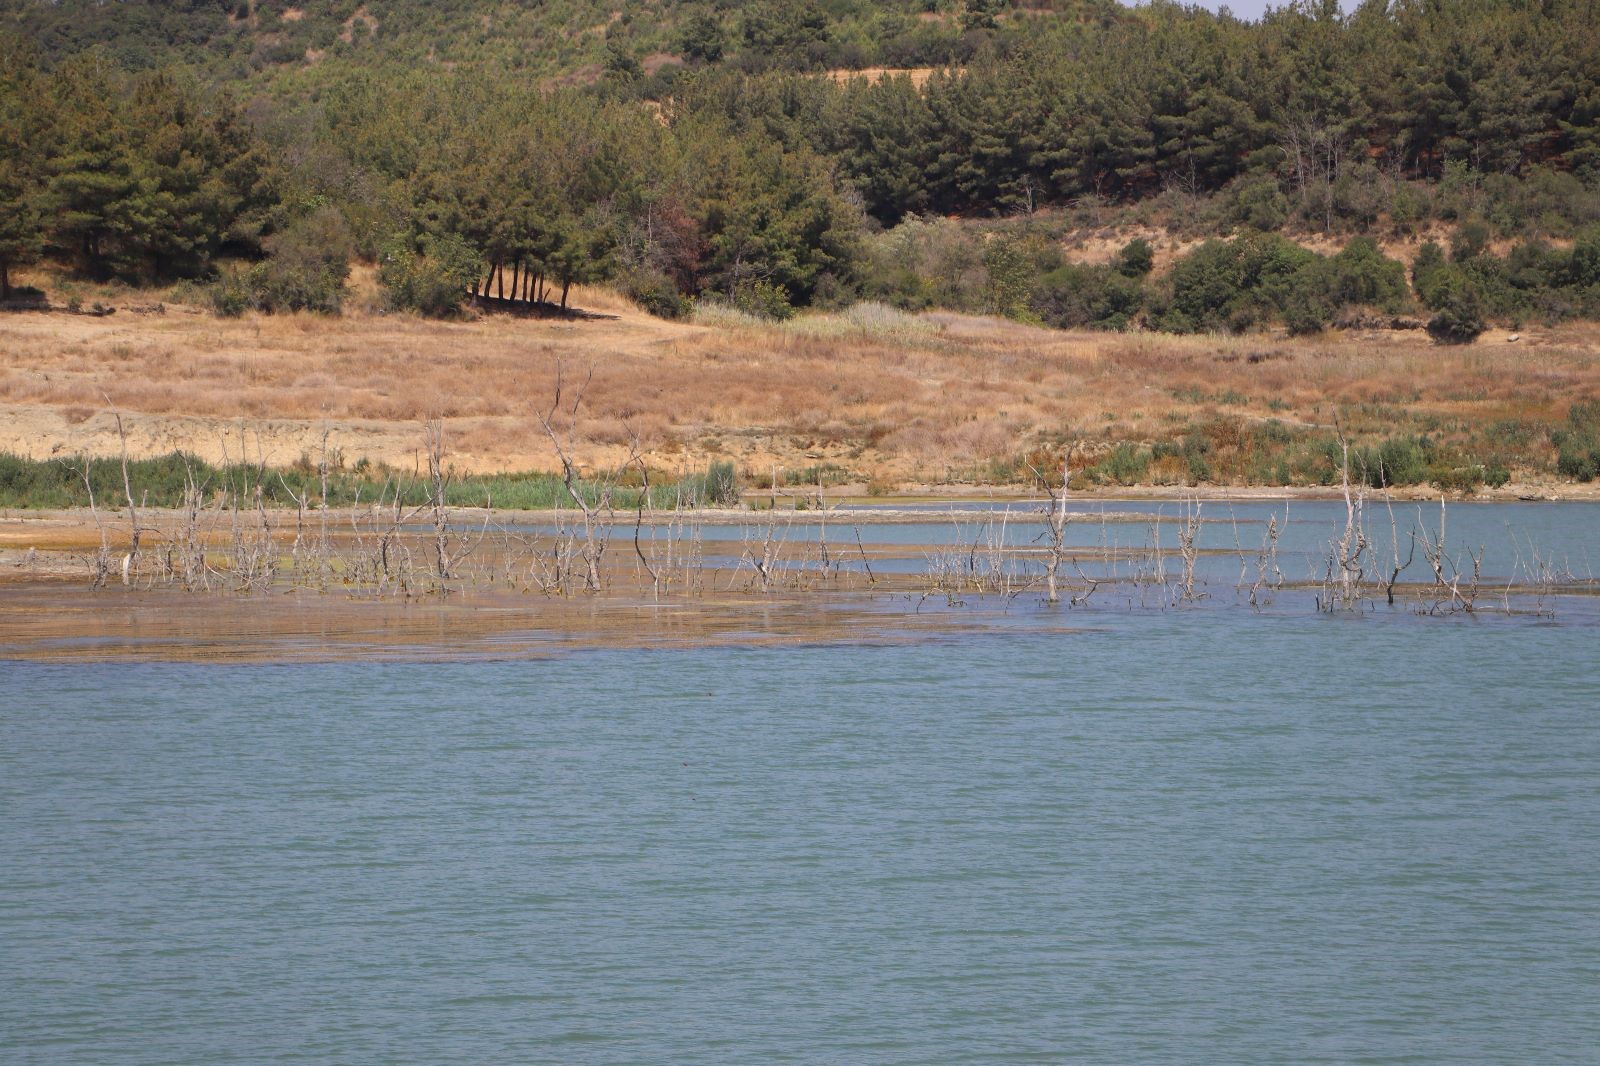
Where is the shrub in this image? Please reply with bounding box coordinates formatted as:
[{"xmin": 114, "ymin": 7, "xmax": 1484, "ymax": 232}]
[
  {"xmin": 211, "ymin": 207, "xmax": 352, "ymax": 315},
  {"xmin": 1354, "ymin": 436, "xmax": 1431, "ymax": 487},
  {"xmin": 379, "ymin": 232, "xmax": 483, "ymax": 318},
  {"xmin": 1115, "ymin": 237, "xmax": 1155, "ymax": 278},
  {"xmin": 1423, "ymin": 269, "xmax": 1487, "ymax": 344},
  {"xmin": 209, "ymin": 270, "xmax": 253, "ymax": 317},
  {"xmin": 1099, "ymin": 443, "xmax": 1150, "ymax": 485},
  {"xmin": 1323, "ymin": 237, "xmax": 1410, "ymax": 312},
  {"xmin": 1555, "ymin": 441, "xmax": 1598, "ymax": 481},
  {"xmin": 729, "ymin": 279, "xmax": 795, "ymax": 321},
  {"xmin": 1554, "ymin": 403, "xmax": 1600, "ymax": 481},
  {"xmin": 1225, "ymin": 175, "xmax": 1289, "ymax": 231},
  {"xmin": 618, "ymin": 269, "xmax": 691, "ymax": 320},
  {"xmin": 1158, "ymin": 239, "xmax": 1243, "ymax": 332},
  {"xmin": 861, "ymin": 215, "xmax": 986, "ymax": 312},
  {"xmin": 705, "ymin": 461, "xmax": 740, "ymax": 505},
  {"xmin": 1568, "ymin": 225, "xmax": 1600, "ymax": 288},
  {"xmin": 1030, "ymin": 263, "xmax": 1142, "ymax": 330},
  {"xmin": 1412, "ymin": 241, "xmax": 1446, "ymax": 287},
  {"xmin": 982, "ymin": 235, "xmax": 1034, "ymax": 319},
  {"xmin": 1451, "ymin": 217, "xmax": 1492, "ymax": 261}
]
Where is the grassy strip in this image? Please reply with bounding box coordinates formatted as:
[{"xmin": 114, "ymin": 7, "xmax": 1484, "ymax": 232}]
[
  {"xmin": 0, "ymin": 452, "xmax": 738, "ymax": 512},
  {"xmin": 959, "ymin": 408, "xmax": 1600, "ymax": 492}
]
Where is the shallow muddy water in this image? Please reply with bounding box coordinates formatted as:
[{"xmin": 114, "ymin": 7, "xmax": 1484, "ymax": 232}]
[{"xmin": 3, "ymin": 501, "xmax": 1599, "ymax": 1062}]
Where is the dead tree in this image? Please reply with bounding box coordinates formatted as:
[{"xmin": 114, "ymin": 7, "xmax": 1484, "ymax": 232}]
[
  {"xmin": 1415, "ymin": 496, "xmax": 1483, "ymax": 614},
  {"xmin": 423, "ymin": 418, "xmax": 489, "ymax": 588},
  {"xmin": 104, "ymin": 405, "xmax": 148, "ymax": 586},
  {"xmin": 1028, "ymin": 450, "xmax": 1073, "ymax": 605},
  {"xmin": 1174, "ymin": 497, "xmax": 1205, "ymax": 603},
  {"xmin": 67, "ymin": 455, "xmax": 112, "ymax": 588},
  {"xmin": 1320, "ymin": 433, "xmax": 1370, "ymax": 611},
  {"xmin": 535, "ymin": 363, "xmax": 612, "ymax": 593},
  {"xmin": 1378, "ymin": 491, "xmax": 1416, "ymax": 606}
]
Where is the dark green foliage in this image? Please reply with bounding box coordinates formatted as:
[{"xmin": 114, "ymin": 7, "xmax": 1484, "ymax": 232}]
[
  {"xmin": 212, "ymin": 206, "xmax": 351, "ymax": 314},
  {"xmin": 1420, "ymin": 268, "xmax": 1487, "ymax": 344},
  {"xmin": 1114, "ymin": 238, "xmax": 1154, "ymax": 279},
  {"xmin": 960, "ymin": 0, "xmax": 1007, "ymax": 33},
  {"xmin": 1153, "ymin": 234, "xmax": 1313, "ymax": 333},
  {"xmin": 1353, "ymin": 437, "xmax": 1432, "ymax": 488},
  {"xmin": 1148, "ymin": 234, "xmax": 1410, "ymax": 335},
  {"xmin": 1097, "ymin": 443, "xmax": 1150, "ymax": 486},
  {"xmin": 7, "ymin": 0, "xmax": 1600, "ymax": 333},
  {"xmin": 1225, "ymin": 175, "xmax": 1290, "ymax": 232},
  {"xmin": 1570, "ymin": 227, "xmax": 1600, "ymax": 288},
  {"xmin": 619, "ymin": 269, "xmax": 692, "ymax": 320},
  {"xmin": 38, "ymin": 58, "xmax": 273, "ymax": 281},
  {"xmin": 1554, "ymin": 402, "xmax": 1600, "ymax": 482},
  {"xmin": 1322, "ymin": 238, "xmax": 1410, "ymax": 312},
  {"xmin": 1031, "ymin": 264, "xmax": 1140, "ymax": 330},
  {"xmin": 1556, "ymin": 441, "xmax": 1599, "ymax": 481},
  {"xmin": 1451, "ymin": 218, "xmax": 1492, "ymax": 262},
  {"xmin": 0, "ymin": 162, "xmax": 43, "ymax": 301},
  {"xmin": 379, "ymin": 232, "xmax": 483, "ymax": 318},
  {"xmin": 679, "ymin": 13, "xmax": 727, "ymax": 65}
]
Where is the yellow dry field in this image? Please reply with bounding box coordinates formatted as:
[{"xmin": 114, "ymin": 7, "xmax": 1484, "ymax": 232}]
[{"xmin": 2, "ymin": 285, "xmax": 1597, "ymax": 485}]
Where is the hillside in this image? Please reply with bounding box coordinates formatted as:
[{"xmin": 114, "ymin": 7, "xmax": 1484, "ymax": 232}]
[
  {"xmin": 3, "ymin": 273, "xmax": 1598, "ymax": 497},
  {"xmin": 3, "ymin": 0, "xmax": 1600, "ymax": 494},
  {"xmin": 1, "ymin": 0, "xmax": 1048, "ymax": 80}
]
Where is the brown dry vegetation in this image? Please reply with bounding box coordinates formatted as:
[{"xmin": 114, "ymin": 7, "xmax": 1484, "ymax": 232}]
[
  {"xmin": 2, "ymin": 281, "xmax": 1598, "ymax": 490},
  {"xmin": 822, "ymin": 66, "xmax": 944, "ymax": 89}
]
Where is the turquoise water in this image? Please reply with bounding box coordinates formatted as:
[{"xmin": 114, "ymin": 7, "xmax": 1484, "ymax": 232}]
[{"xmin": 4, "ymin": 611, "xmax": 1599, "ymax": 1063}]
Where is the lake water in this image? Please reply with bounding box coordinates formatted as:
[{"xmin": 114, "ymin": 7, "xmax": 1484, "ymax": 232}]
[{"xmin": 4, "ymin": 502, "xmax": 1600, "ymax": 1063}]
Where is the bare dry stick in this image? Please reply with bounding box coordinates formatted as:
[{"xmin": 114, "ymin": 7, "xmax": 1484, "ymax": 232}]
[{"xmin": 1028, "ymin": 449, "xmax": 1072, "ymax": 605}]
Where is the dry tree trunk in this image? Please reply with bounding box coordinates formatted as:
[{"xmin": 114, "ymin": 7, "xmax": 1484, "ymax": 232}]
[
  {"xmin": 106, "ymin": 407, "xmax": 143, "ymax": 585},
  {"xmin": 535, "ymin": 361, "xmax": 613, "ymax": 593},
  {"xmin": 1175, "ymin": 497, "xmax": 1204, "ymax": 603},
  {"xmin": 1028, "ymin": 449, "xmax": 1072, "ymax": 605}
]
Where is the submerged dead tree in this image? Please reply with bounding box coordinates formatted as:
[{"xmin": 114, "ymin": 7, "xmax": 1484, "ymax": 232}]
[
  {"xmin": 535, "ymin": 362, "xmax": 613, "ymax": 593},
  {"xmin": 1031, "ymin": 450, "xmax": 1072, "ymax": 605}
]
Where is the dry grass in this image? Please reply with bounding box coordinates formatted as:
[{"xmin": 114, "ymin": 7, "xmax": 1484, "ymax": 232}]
[
  {"xmin": 2, "ymin": 281, "xmax": 1597, "ymax": 487},
  {"xmin": 822, "ymin": 67, "xmax": 944, "ymax": 88}
]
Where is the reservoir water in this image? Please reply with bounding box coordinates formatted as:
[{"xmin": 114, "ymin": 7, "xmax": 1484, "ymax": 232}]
[{"xmin": 4, "ymin": 501, "xmax": 1600, "ymax": 1063}]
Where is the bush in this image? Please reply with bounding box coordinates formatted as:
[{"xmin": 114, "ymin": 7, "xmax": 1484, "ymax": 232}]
[
  {"xmin": 1098, "ymin": 443, "xmax": 1150, "ymax": 485},
  {"xmin": 209, "ymin": 270, "xmax": 252, "ymax": 317},
  {"xmin": 705, "ymin": 460, "xmax": 740, "ymax": 505},
  {"xmin": 618, "ymin": 269, "xmax": 691, "ymax": 320},
  {"xmin": 1555, "ymin": 441, "xmax": 1598, "ymax": 481},
  {"xmin": 1554, "ymin": 403, "xmax": 1600, "ymax": 481},
  {"xmin": 1423, "ymin": 269, "xmax": 1487, "ymax": 344},
  {"xmin": 1031, "ymin": 264, "xmax": 1142, "ymax": 330},
  {"xmin": 379, "ymin": 232, "xmax": 483, "ymax": 318},
  {"xmin": 1114, "ymin": 237, "xmax": 1155, "ymax": 278},
  {"xmin": 860, "ymin": 215, "xmax": 987, "ymax": 312},
  {"xmin": 1225, "ymin": 175, "xmax": 1289, "ymax": 231},
  {"xmin": 1155, "ymin": 233, "xmax": 1326, "ymax": 333},
  {"xmin": 729, "ymin": 279, "xmax": 795, "ymax": 321},
  {"xmin": 1451, "ymin": 217, "xmax": 1492, "ymax": 261},
  {"xmin": 211, "ymin": 207, "xmax": 352, "ymax": 315},
  {"xmin": 1323, "ymin": 237, "xmax": 1410, "ymax": 312},
  {"xmin": 1359, "ymin": 436, "xmax": 1431, "ymax": 487},
  {"xmin": 1569, "ymin": 225, "xmax": 1600, "ymax": 288}
]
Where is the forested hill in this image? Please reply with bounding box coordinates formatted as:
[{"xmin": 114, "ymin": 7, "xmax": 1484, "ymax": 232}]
[
  {"xmin": 2, "ymin": 0, "xmax": 1062, "ymax": 77},
  {"xmin": 2, "ymin": 0, "xmax": 1599, "ymax": 336}
]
